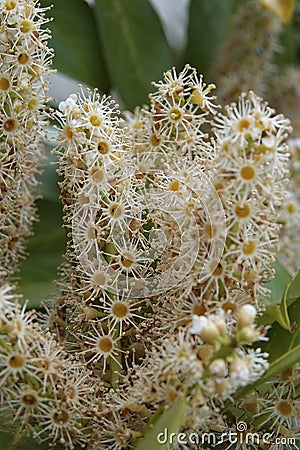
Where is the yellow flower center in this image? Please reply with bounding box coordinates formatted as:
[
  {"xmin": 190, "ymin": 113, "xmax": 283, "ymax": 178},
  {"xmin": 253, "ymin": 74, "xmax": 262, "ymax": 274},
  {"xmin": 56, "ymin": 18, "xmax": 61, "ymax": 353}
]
[
  {"xmin": 211, "ymin": 262, "xmax": 223, "ymax": 277},
  {"xmin": 287, "ymin": 202, "xmax": 296, "ymax": 215},
  {"xmin": 90, "ymin": 114, "xmax": 101, "ymax": 127},
  {"xmin": 112, "ymin": 302, "xmax": 129, "ymax": 318},
  {"xmin": 64, "ymin": 125, "xmax": 73, "ymax": 140},
  {"xmin": 109, "ymin": 202, "xmax": 123, "ymax": 218},
  {"xmin": 235, "ymin": 203, "xmax": 250, "ymax": 219},
  {"xmin": 20, "ymin": 20, "xmax": 33, "ymax": 33},
  {"xmin": 169, "ymin": 107, "xmax": 183, "ymax": 122},
  {"xmin": 240, "ymin": 165, "xmax": 256, "ymax": 181},
  {"xmin": 22, "ymin": 394, "xmax": 38, "ymax": 407},
  {"xmin": 193, "ymin": 303, "xmax": 206, "ymax": 316},
  {"xmin": 214, "ymin": 182, "xmax": 223, "ymax": 191},
  {"xmin": 150, "ymin": 134, "xmax": 160, "ymax": 146},
  {"xmin": 169, "ymin": 180, "xmax": 180, "ymax": 191},
  {"xmin": 8, "ymin": 354, "xmax": 25, "ymax": 369},
  {"xmin": 276, "ymin": 400, "xmax": 293, "ymax": 417},
  {"xmin": 97, "ymin": 141, "xmax": 109, "ymax": 155},
  {"xmin": 3, "ymin": 118, "xmax": 17, "ymax": 132},
  {"xmin": 28, "ymin": 98, "xmax": 37, "ymax": 110},
  {"xmin": 121, "ymin": 252, "xmax": 134, "ymax": 268},
  {"xmin": 0, "ymin": 77, "xmax": 10, "ymax": 91},
  {"xmin": 238, "ymin": 118, "xmax": 251, "ymax": 131},
  {"xmin": 17, "ymin": 52, "xmax": 29, "ymax": 65},
  {"xmin": 191, "ymin": 89, "xmax": 203, "ymax": 105},
  {"xmin": 93, "ymin": 272, "xmax": 107, "ymax": 287},
  {"xmin": 5, "ymin": 1, "xmax": 16, "ymax": 10},
  {"xmin": 222, "ymin": 302, "xmax": 237, "ymax": 313},
  {"xmin": 98, "ymin": 337, "xmax": 113, "ymax": 353},
  {"xmin": 242, "ymin": 240, "xmax": 256, "ymax": 256},
  {"xmin": 52, "ymin": 408, "xmax": 70, "ymax": 425}
]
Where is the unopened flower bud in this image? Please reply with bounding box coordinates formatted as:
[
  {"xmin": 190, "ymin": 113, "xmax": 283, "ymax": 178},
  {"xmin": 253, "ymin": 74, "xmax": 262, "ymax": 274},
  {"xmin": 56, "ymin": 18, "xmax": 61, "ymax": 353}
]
[
  {"xmin": 190, "ymin": 315, "xmax": 208, "ymax": 335},
  {"xmin": 209, "ymin": 358, "xmax": 227, "ymax": 378},
  {"xmin": 200, "ymin": 320, "xmax": 221, "ymax": 344},
  {"xmin": 236, "ymin": 325, "xmax": 260, "ymax": 344},
  {"xmin": 214, "ymin": 317, "xmax": 227, "ymax": 334},
  {"xmin": 237, "ymin": 304, "xmax": 257, "ymax": 327}
]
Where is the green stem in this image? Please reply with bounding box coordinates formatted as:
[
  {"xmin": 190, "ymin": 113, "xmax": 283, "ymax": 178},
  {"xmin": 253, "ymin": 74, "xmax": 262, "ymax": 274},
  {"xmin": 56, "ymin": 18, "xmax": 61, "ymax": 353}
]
[{"xmin": 110, "ymin": 329, "xmax": 123, "ymax": 390}]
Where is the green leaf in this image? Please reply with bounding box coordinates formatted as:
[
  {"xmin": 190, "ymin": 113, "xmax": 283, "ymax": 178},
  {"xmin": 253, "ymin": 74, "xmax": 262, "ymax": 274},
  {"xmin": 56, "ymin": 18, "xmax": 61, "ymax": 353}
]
[
  {"xmin": 261, "ymin": 297, "xmax": 300, "ymax": 362},
  {"xmin": 261, "ymin": 268, "xmax": 300, "ymax": 328},
  {"xmin": 275, "ymin": 21, "xmax": 297, "ymax": 66},
  {"xmin": 258, "ymin": 303, "xmax": 290, "ymax": 330},
  {"xmin": 134, "ymin": 398, "xmax": 188, "ymax": 450},
  {"xmin": 17, "ymin": 141, "xmax": 66, "ymax": 308},
  {"xmin": 258, "ymin": 262, "xmax": 293, "ymax": 328},
  {"xmin": 284, "ymin": 268, "xmax": 300, "ymax": 302},
  {"xmin": 184, "ymin": 0, "xmax": 233, "ymax": 73},
  {"xmin": 17, "ymin": 198, "xmax": 66, "ymax": 308},
  {"xmin": 94, "ymin": 0, "xmax": 173, "ymax": 110},
  {"xmin": 264, "ymin": 260, "xmax": 292, "ymax": 304},
  {"xmin": 41, "ymin": 0, "xmax": 110, "ymax": 91}
]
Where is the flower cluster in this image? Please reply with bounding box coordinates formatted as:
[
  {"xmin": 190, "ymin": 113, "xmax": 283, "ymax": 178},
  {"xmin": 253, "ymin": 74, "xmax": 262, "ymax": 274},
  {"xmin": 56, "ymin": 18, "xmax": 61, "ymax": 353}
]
[
  {"xmin": 50, "ymin": 65, "xmax": 224, "ymax": 372},
  {"xmin": 0, "ymin": 1, "xmax": 298, "ymax": 447},
  {"xmin": 0, "ymin": 0, "xmax": 53, "ymax": 278},
  {"xmin": 212, "ymin": 91, "xmax": 291, "ymax": 300},
  {"xmin": 37, "ymin": 65, "xmax": 292, "ymax": 448},
  {"xmin": 0, "ymin": 285, "xmax": 99, "ymax": 449},
  {"xmin": 117, "ymin": 305, "xmax": 268, "ymax": 427},
  {"xmin": 277, "ymin": 137, "xmax": 300, "ymax": 272},
  {"xmin": 211, "ymin": 0, "xmax": 282, "ymax": 105}
]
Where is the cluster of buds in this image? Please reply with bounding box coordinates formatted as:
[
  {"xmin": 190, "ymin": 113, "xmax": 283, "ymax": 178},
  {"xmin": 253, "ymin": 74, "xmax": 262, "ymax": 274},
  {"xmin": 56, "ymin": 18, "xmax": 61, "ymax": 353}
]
[
  {"xmin": 110, "ymin": 305, "xmax": 268, "ymax": 444},
  {"xmin": 0, "ymin": 0, "xmax": 53, "ymax": 278},
  {"xmin": 211, "ymin": 0, "xmax": 282, "ymax": 104}
]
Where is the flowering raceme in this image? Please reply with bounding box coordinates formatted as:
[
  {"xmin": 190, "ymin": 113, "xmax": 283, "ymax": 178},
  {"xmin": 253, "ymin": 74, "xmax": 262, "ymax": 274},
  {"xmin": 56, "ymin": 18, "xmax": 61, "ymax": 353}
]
[
  {"xmin": 0, "ymin": 2, "xmax": 299, "ymax": 449},
  {"xmin": 0, "ymin": 0, "xmax": 53, "ymax": 279}
]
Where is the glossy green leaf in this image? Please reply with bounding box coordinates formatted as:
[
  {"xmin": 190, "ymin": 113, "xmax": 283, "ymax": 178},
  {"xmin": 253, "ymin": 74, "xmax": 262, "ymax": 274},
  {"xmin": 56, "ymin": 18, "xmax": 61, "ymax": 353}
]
[
  {"xmin": 41, "ymin": 0, "xmax": 110, "ymax": 91},
  {"xmin": 275, "ymin": 21, "xmax": 298, "ymax": 66},
  {"xmin": 264, "ymin": 260, "xmax": 292, "ymax": 304},
  {"xmin": 261, "ymin": 297, "xmax": 300, "ymax": 362},
  {"xmin": 258, "ymin": 302, "xmax": 290, "ymax": 330},
  {"xmin": 258, "ymin": 262, "xmax": 292, "ymax": 327},
  {"xmin": 134, "ymin": 398, "xmax": 188, "ymax": 450},
  {"xmin": 94, "ymin": 0, "xmax": 173, "ymax": 110},
  {"xmin": 259, "ymin": 267, "xmax": 300, "ymax": 328},
  {"xmin": 184, "ymin": 0, "xmax": 233, "ymax": 73},
  {"xmin": 17, "ymin": 198, "xmax": 66, "ymax": 308},
  {"xmin": 17, "ymin": 142, "xmax": 66, "ymax": 308},
  {"xmin": 284, "ymin": 268, "xmax": 300, "ymax": 301}
]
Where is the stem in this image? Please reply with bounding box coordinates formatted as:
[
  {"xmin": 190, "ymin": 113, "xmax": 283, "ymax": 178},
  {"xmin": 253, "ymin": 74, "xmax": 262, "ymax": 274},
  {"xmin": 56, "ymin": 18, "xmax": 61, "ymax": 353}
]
[{"xmin": 110, "ymin": 329, "xmax": 123, "ymax": 390}]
